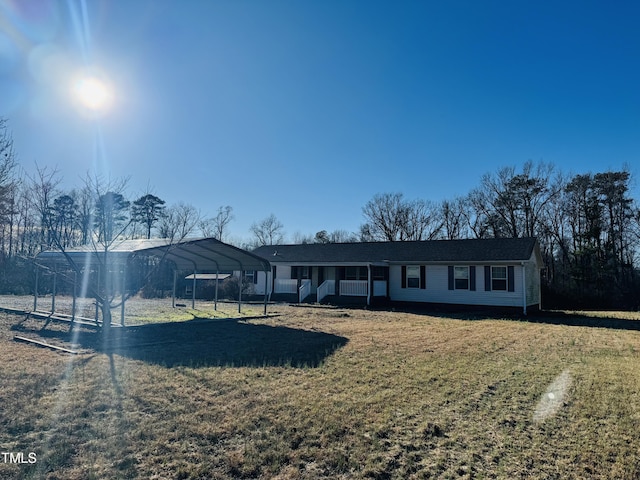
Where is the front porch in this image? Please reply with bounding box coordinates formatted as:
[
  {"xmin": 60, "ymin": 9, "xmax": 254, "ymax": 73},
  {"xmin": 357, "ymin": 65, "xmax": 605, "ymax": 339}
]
[{"xmin": 271, "ymin": 265, "xmax": 389, "ymax": 305}]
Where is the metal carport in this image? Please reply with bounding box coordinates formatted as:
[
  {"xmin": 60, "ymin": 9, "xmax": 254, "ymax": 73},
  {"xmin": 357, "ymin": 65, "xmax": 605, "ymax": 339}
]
[
  {"xmin": 34, "ymin": 237, "xmax": 272, "ymax": 325},
  {"xmin": 133, "ymin": 237, "xmax": 272, "ymax": 314}
]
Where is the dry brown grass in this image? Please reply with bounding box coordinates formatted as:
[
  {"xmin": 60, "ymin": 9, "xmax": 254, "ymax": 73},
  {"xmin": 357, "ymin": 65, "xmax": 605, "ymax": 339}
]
[{"xmin": 2, "ymin": 302, "xmax": 640, "ymax": 479}]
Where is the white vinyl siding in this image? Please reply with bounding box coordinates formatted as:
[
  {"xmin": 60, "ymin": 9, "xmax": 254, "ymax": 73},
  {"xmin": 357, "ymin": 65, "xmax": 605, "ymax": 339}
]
[
  {"xmin": 525, "ymin": 254, "xmax": 541, "ymax": 306},
  {"xmin": 389, "ymin": 264, "xmax": 523, "ymax": 307}
]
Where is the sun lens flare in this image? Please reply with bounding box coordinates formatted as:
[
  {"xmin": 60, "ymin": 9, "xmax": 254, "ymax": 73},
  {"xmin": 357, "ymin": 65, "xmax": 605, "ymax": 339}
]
[{"xmin": 73, "ymin": 76, "xmax": 113, "ymax": 112}]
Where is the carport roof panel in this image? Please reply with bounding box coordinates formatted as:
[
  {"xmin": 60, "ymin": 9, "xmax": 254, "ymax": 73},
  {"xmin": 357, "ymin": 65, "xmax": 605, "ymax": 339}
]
[
  {"xmin": 136, "ymin": 238, "xmax": 271, "ymax": 272},
  {"xmin": 36, "ymin": 238, "xmax": 271, "ymax": 272}
]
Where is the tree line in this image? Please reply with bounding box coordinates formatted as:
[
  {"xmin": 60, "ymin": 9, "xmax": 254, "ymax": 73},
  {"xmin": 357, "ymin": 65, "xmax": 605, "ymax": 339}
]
[
  {"xmin": 277, "ymin": 162, "xmax": 639, "ymax": 310},
  {"xmin": 1, "ymin": 118, "xmax": 638, "ymax": 309},
  {"xmin": 352, "ymin": 162, "xmax": 639, "ymax": 310}
]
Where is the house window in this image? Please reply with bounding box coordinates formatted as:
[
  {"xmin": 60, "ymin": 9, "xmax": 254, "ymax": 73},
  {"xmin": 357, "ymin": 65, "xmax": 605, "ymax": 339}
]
[
  {"xmin": 454, "ymin": 266, "xmax": 469, "ymax": 290},
  {"xmin": 491, "ymin": 266, "xmax": 507, "ymax": 291},
  {"xmin": 372, "ymin": 266, "xmax": 386, "ymax": 280},
  {"xmin": 243, "ymin": 271, "xmax": 257, "ymax": 284},
  {"xmin": 291, "ymin": 266, "xmax": 310, "ymax": 279},
  {"xmin": 406, "ymin": 266, "xmax": 420, "ymax": 288},
  {"xmin": 345, "ymin": 266, "xmax": 367, "ymax": 280}
]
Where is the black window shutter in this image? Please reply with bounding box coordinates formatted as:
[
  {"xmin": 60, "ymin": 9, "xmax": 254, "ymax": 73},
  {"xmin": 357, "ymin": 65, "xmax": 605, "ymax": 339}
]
[
  {"xmin": 272, "ymin": 266, "xmax": 277, "ymax": 291},
  {"xmin": 448, "ymin": 266, "xmax": 454, "ymax": 290},
  {"xmin": 420, "ymin": 265, "xmax": 426, "ymax": 289},
  {"xmin": 308, "ymin": 266, "xmax": 313, "ymax": 280},
  {"xmin": 401, "ymin": 266, "xmax": 407, "ymax": 288},
  {"xmin": 508, "ymin": 266, "xmax": 515, "ymax": 292},
  {"xmin": 253, "ymin": 271, "xmax": 258, "ymax": 284},
  {"xmin": 470, "ymin": 266, "xmax": 476, "ymax": 291},
  {"xmin": 291, "ymin": 266, "xmax": 298, "ymax": 279},
  {"xmin": 484, "ymin": 266, "xmax": 491, "ymax": 291}
]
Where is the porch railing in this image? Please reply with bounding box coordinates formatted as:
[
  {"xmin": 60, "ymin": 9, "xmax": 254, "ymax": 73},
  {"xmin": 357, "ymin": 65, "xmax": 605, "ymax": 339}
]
[
  {"xmin": 340, "ymin": 280, "xmax": 368, "ymax": 296},
  {"xmin": 317, "ymin": 280, "xmax": 335, "ymax": 303},
  {"xmin": 298, "ymin": 279, "xmax": 312, "ymax": 303},
  {"xmin": 274, "ymin": 279, "xmax": 298, "ymax": 294}
]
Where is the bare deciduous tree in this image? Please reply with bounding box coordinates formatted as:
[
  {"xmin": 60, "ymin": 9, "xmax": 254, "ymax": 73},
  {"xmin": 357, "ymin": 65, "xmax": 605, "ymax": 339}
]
[
  {"xmin": 250, "ymin": 214, "xmax": 284, "ymax": 246},
  {"xmin": 0, "ymin": 119, "xmax": 18, "ymax": 257},
  {"xmin": 467, "ymin": 161, "xmax": 560, "ymax": 239},
  {"xmin": 200, "ymin": 205, "xmax": 234, "ymax": 241},
  {"xmin": 440, "ymin": 197, "xmax": 468, "ymax": 240},
  {"xmin": 361, "ymin": 193, "xmax": 442, "ymax": 241},
  {"xmin": 28, "ymin": 164, "xmax": 61, "ymax": 251},
  {"xmin": 292, "ymin": 231, "xmax": 314, "ymax": 244},
  {"xmin": 361, "ymin": 192, "xmax": 404, "ymax": 241},
  {"xmin": 158, "ymin": 202, "xmax": 200, "ymax": 242}
]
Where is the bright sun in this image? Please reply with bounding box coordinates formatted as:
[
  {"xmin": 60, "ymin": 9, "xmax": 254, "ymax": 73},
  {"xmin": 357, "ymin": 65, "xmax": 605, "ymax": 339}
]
[{"xmin": 73, "ymin": 76, "xmax": 113, "ymax": 112}]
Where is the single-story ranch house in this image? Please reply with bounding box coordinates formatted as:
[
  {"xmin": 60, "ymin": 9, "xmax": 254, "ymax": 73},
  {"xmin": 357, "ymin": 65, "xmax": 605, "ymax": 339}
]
[{"xmin": 242, "ymin": 237, "xmax": 542, "ymax": 314}]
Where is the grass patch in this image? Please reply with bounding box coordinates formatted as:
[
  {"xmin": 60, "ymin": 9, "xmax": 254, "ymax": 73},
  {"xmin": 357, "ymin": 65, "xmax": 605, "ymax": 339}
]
[
  {"xmin": 2, "ymin": 306, "xmax": 640, "ymax": 478},
  {"xmin": 124, "ymin": 303, "xmax": 263, "ymax": 324}
]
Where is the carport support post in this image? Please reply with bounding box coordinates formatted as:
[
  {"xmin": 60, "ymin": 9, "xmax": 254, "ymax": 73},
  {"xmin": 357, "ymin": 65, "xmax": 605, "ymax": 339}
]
[
  {"xmin": 238, "ymin": 272, "xmax": 242, "ymax": 313},
  {"xmin": 522, "ymin": 263, "xmax": 527, "ymax": 315},
  {"xmin": 121, "ymin": 265, "xmax": 126, "ymax": 326},
  {"xmin": 214, "ymin": 269, "xmax": 219, "ymax": 311},
  {"xmin": 367, "ymin": 264, "xmax": 372, "ymax": 306},
  {"xmin": 192, "ymin": 269, "xmax": 196, "ymax": 310},
  {"xmin": 263, "ymin": 270, "xmax": 268, "ymax": 315},
  {"xmin": 172, "ymin": 270, "xmax": 177, "ymax": 308},
  {"xmin": 33, "ymin": 265, "xmax": 38, "ymax": 311},
  {"xmin": 51, "ymin": 269, "xmax": 57, "ymax": 314},
  {"xmin": 72, "ymin": 271, "xmax": 77, "ymax": 322},
  {"xmin": 95, "ymin": 268, "xmax": 100, "ymax": 323}
]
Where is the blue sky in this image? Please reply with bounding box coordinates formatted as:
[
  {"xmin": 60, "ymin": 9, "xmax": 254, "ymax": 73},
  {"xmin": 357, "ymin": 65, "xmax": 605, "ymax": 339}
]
[{"xmin": 1, "ymin": 0, "xmax": 639, "ymax": 243}]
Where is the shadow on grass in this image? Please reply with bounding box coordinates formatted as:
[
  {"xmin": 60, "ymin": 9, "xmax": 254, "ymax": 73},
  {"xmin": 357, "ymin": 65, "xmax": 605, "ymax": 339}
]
[
  {"xmin": 13, "ymin": 318, "xmax": 349, "ymax": 368},
  {"xmin": 522, "ymin": 310, "xmax": 640, "ymax": 332},
  {"xmin": 368, "ymin": 303, "xmax": 640, "ymax": 332}
]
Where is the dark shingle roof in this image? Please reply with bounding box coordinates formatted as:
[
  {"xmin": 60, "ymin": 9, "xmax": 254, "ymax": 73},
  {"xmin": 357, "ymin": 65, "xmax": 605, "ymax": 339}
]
[{"xmin": 253, "ymin": 237, "xmax": 538, "ymax": 264}]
